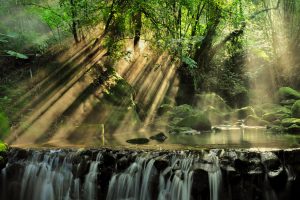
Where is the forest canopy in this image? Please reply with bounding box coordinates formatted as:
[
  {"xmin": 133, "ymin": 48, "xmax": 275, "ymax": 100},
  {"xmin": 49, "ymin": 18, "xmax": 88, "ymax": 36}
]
[{"xmin": 1, "ymin": 0, "xmax": 300, "ymax": 107}]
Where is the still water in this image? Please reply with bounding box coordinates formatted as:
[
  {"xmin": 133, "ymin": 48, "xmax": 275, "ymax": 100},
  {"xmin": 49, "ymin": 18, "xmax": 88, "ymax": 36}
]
[{"xmin": 40, "ymin": 124, "xmax": 300, "ymax": 150}]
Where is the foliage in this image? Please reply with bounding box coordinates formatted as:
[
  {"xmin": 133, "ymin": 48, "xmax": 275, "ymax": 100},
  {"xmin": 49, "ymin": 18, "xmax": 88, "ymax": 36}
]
[{"xmin": 0, "ymin": 112, "xmax": 10, "ymax": 140}]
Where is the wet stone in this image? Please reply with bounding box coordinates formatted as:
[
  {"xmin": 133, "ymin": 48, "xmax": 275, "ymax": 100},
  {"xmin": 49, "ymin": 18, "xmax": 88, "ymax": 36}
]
[{"xmin": 126, "ymin": 138, "xmax": 150, "ymax": 144}]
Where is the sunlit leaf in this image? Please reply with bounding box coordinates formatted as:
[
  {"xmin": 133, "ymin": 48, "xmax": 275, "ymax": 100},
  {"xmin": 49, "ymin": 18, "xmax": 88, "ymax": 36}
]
[{"xmin": 5, "ymin": 50, "xmax": 29, "ymax": 59}]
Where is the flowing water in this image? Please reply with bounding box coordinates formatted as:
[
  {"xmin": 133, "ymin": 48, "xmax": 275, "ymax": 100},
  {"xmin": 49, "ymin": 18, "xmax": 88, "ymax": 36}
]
[{"xmin": 1, "ymin": 148, "xmax": 299, "ymax": 200}]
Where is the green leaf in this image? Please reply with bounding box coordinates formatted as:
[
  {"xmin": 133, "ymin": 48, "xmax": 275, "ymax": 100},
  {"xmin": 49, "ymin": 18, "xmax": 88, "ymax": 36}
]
[
  {"xmin": 0, "ymin": 38, "xmax": 8, "ymax": 43},
  {"xmin": 5, "ymin": 50, "xmax": 29, "ymax": 59},
  {"xmin": 182, "ymin": 56, "xmax": 197, "ymax": 69}
]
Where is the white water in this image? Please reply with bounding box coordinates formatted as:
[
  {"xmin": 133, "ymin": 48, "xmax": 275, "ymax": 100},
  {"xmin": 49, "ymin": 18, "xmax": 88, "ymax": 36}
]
[
  {"xmin": 106, "ymin": 157, "xmax": 157, "ymax": 200},
  {"xmin": 1, "ymin": 151, "xmax": 105, "ymax": 200},
  {"xmin": 208, "ymin": 151, "xmax": 222, "ymax": 200},
  {"xmin": 157, "ymin": 155, "xmax": 194, "ymax": 200}
]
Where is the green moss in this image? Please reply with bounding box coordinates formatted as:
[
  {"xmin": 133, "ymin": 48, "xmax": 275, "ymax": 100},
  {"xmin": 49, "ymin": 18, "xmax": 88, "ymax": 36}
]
[
  {"xmin": 291, "ymin": 100, "xmax": 300, "ymax": 118},
  {"xmin": 176, "ymin": 113, "xmax": 211, "ymax": 131},
  {"xmin": 281, "ymin": 118, "xmax": 300, "ymax": 127},
  {"xmin": 0, "ymin": 142, "xmax": 8, "ymax": 152},
  {"xmin": 170, "ymin": 104, "xmax": 194, "ymax": 119},
  {"xmin": 0, "ymin": 112, "xmax": 10, "ymax": 139},
  {"xmin": 262, "ymin": 113, "xmax": 290, "ymax": 122},
  {"xmin": 278, "ymin": 87, "xmax": 300, "ymax": 101}
]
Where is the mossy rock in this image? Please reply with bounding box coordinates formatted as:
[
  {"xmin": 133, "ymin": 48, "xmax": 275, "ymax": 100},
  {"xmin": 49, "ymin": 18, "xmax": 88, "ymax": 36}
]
[
  {"xmin": 291, "ymin": 100, "xmax": 300, "ymax": 118},
  {"xmin": 262, "ymin": 113, "xmax": 290, "ymax": 122},
  {"xmin": 0, "ymin": 112, "xmax": 10, "ymax": 139},
  {"xmin": 281, "ymin": 118, "xmax": 300, "ymax": 127},
  {"xmin": 278, "ymin": 87, "xmax": 300, "ymax": 101},
  {"xmin": 235, "ymin": 106, "xmax": 256, "ymax": 119},
  {"xmin": 176, "ymin": 113, "xmax": 211, "ymax": 131},
  {"xmin": 169, "ymin": 126, "xmax": 200, "ymax": 135},
  {"xmin": 169, "ymin": 104, "xmax": 194, "ymax": 119},
  {"xmin": 0, "ymin": 142, "xmax": 8, "ymax": 152},
  {"xmin": 245, "ymin": 115, "xmax": 269, "ymax": 126}
]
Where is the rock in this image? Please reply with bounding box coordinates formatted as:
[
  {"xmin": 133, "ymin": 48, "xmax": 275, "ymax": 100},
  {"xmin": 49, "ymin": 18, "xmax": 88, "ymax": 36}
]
[
  {"xmin": 260, "ymin": 152, "xmax": 287, "ymax": 190},
  {"xmin": 262, "ymin": 113, "xmax": 290, "ymax": 122},
  {"xmin": 169, "ymin": 127, "xmax": 200, "ymax": 135},
  {"xmin": 154, "ymin": 157, "xmax": 169, "ymax": 171},
  {"xmin": 245, "ymin": 115, "xmax": 269, "ymax": 126},
  {"xmin": 291, "ymin": 100, "xmax": 300, "ymax": 118},
  {"xmin": 232, "ymin": 106, "xmax": 256, "ymax": 119},
  {"xmin": 0, "ymin": 156, "xmax": 7, "ymax": 169},
  {"xmin": 176, "ymin": 113, "xmax": 211, "ymax": 131},
  {"xmin": 126, "ymin": 138, "xmax": 149, "ymax": 144},
  {"xmin": 278, "ymin": 87, "xmax": 300, "ymax": 101},
  {"xmin": 192, "ymin": 168, "xmax": 209, "ymax": 200},
  {"xmin": 102, "ymin": 152, "xmax": 116, "ymax": 166},
  {"xmin": 117, "ymin": 156, "xmax": 130, "ymax": 171},
  {"xmin": 75, "ymin": 157, "xmax": 90, "ymax": 179},
  {"xmin": 170, "ymin": 104, "xmax": 194, "ymax": 119},
  {"xmin": 150, "ymin": 132, "xmax": 167, "ymax": 142}
]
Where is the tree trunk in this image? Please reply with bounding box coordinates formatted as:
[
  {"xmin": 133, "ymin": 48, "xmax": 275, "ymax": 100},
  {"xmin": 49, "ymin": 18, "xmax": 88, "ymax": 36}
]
[
  {"xmin": 70, "ymin": 0, "xmax": 80, "ymax": 43},
  {"xmin": 133, "ymin": 11, "xmax": 142, "ymax": 46}
]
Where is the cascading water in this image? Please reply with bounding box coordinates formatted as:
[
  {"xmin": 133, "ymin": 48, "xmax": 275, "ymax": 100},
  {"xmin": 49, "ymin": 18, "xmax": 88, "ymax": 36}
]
[
  {"xmin": 207, "ymin": 152, "xmax": 222, "ymax": 200},
  {"xmin": 1, "ymin": 148, "xmax": 299, "ymax": 200},
  {"xmin": 0, "ymin": 150, "xmax": 105, "ymax": 200},
  {"xmin": 157, "ymin": 155, "xmax": 194, "ymax": 200},
  {"xmin": 106, "ymin": 156, "xmax": 157, "ymax": 200}
]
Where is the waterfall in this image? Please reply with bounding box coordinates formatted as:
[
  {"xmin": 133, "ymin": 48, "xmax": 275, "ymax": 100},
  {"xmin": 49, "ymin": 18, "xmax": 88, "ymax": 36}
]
[
  {"xmin": 84, "ymin": 153, "xmax": 103, "ymax": 200},
  {"xmin": 2, "ymin": 148, "xmax": 298, "ymax": 200},
  {"xmin": 157, "ymin": 155, "xmax": 194, "ymax": 200},
  {"xmin": 0, "ymin": 150, "xmax": 105, "ymax": 200},
  {"xmin": 106, "ymin": 157, "xmax": 157, "ymax": 200},
  {"xmin": 207, "ymin": 151, "xmax": 222, "ymax": 200}
]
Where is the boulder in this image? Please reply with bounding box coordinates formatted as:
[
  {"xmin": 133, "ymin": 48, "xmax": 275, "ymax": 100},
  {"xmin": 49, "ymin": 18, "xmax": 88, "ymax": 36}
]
[
  {"xmin": 261, "ymin": 152, "xmax": 287, "ymax": 190},
  {"xmin": 278, "ymin": 87, "xmax": 300, "ymax": 101},
  {"xmin": 126, "ymin": 138, "xmax": 149, "ymax": 144},
  {"xmin": 176, "ymin": 113, "xmax": 211, "ymax": 131},
  {"xmin": 235, "ymin": 106, "xmax": 256, "ymax": 119},
  {"xmin": 291, "ymin": 100, "xmax": 300, "ymax": 118},
  {"xmin": 169, "ymin": 104, "xmax": 194, "ymax": 119},
  {"xmin": 150, "ymin": 132, "xmax": 167, "ymax": 142},
  {"xmin": 262, "ymin": 113, "xmax": 289, "ymax": 122},
  {"xmin": 154, "ymin": 157, "xmax": 169, "ymax": 171}
]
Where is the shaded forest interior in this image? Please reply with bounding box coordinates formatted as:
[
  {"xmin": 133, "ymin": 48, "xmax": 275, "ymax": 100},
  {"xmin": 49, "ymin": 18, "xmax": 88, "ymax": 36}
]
[{"xmin": 1, "ymin": 0, "xmax": 300, "ymax": 146}]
